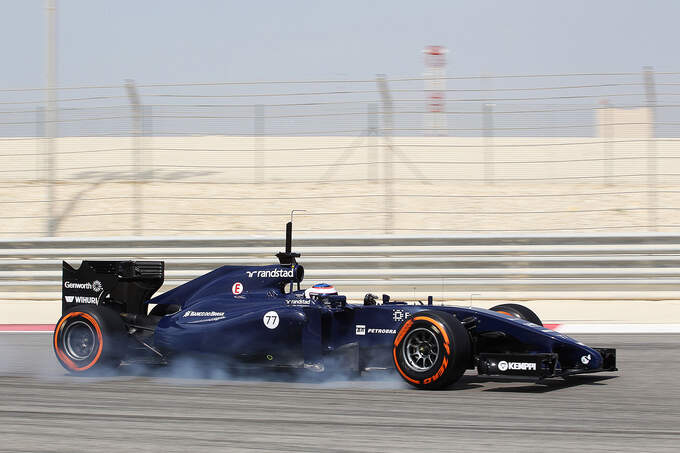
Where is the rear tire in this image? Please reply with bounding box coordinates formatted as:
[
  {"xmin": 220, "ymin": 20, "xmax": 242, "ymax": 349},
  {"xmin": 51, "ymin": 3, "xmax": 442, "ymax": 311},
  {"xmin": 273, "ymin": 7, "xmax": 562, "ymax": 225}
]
[
  {"xmin": 490, "ymin": 303, "xmax": 543, "ymax": 326},
  {"xmin": 393, "ymin": 310, "xmax": 471, "ymax": 390},
  {"xmin": 53, "ymin": 305, "xmax": 127, "ymax": 374}
]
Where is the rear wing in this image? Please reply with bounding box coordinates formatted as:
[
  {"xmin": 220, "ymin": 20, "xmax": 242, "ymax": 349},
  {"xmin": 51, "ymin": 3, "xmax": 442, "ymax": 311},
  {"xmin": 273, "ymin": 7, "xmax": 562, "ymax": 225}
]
[{"xmin": 62, "ymin": 260, "xmax": 164, "ymax": 315}]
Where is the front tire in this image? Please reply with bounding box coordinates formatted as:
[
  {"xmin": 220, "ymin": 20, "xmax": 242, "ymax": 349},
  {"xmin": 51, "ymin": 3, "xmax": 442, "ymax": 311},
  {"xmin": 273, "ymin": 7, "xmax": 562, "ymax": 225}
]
[
  {"xmin": 393, "ymin": 310, "xmax": 471, "ymax": 389},
  {"xmin": 53, "ymin": 305, "xmax": 127, "ymax": 374}
]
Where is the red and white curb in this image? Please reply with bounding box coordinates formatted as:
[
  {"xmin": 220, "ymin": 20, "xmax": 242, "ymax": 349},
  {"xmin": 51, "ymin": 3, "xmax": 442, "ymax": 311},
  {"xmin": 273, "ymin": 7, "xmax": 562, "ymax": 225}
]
[
  {"xmin": 0, "ymin": 324, "xmax": 54, "ymax": 333},
  {"xmin": 2, "ymin": 323, "xmax": 680, "ymax": 334},
  {"xmin": 545, "ymin": 323, "xmax": 680, "ymax": 333}
]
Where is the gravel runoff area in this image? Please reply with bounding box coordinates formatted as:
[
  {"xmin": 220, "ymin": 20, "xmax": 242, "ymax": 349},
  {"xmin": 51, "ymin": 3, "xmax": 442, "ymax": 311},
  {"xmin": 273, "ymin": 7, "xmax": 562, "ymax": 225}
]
[{"xmin": 0, "ymin": 333, "xmax": 678, "ymax": 452}]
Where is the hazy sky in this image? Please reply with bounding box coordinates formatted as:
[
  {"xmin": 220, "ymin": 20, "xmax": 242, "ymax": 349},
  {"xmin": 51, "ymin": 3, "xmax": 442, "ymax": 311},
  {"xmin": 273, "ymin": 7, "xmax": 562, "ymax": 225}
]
[{"xmin": 1, "ymin": 0, "xmax": 678, "ymax": 87}]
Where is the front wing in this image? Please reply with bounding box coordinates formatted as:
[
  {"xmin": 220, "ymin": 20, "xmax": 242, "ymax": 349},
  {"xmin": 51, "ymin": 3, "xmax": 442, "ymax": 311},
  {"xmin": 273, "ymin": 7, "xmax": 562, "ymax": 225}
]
[{"xmin": 477, "ymin": 348, "xmax": 617, "ymax": 379}]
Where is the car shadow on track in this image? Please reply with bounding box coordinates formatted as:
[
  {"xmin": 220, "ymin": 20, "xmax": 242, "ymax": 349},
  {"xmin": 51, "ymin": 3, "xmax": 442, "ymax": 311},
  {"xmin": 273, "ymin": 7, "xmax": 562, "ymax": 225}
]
[
  {"xmin": 464, "ymin": 375, "xmax": 619, "ymax": 393},
  {"xmin": 52, "ymin": 359, "xmax": 618, "ymax": 392}
]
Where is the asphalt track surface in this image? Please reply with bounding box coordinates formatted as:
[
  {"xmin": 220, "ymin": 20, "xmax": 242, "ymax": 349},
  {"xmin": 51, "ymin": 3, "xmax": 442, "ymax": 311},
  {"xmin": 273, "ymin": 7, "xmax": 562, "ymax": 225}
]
[{"xmin": 0, "ymin": 333, "xmax": 678, "ymax": 452}]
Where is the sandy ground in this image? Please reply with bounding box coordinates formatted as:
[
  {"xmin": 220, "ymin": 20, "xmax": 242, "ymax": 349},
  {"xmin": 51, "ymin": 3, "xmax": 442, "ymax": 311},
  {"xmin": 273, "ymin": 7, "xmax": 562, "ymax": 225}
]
[{"xmin": 1, "ymin": 135, "xmax": 679, "ymax": 236}]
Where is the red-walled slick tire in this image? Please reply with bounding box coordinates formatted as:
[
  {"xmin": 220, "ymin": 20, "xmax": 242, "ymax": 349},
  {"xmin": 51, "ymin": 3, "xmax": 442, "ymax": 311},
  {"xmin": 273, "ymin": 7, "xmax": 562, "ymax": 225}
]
[
  {"xmin": 393, "ymin": 310, "xmax": 471, "ymax": 390},
  {"xmin": 53, "ymin": 305, "xmax": 127, "ymax": 374}
]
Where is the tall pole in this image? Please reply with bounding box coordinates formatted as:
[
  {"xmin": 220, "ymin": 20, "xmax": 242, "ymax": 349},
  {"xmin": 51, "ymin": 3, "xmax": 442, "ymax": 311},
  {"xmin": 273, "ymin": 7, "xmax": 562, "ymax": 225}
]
[
  {"xmin": 423, "ymin": 46, "xmax": 447, "ymax": 136},
  {"xmin": 46, "ymin": 0, "xmax": 57, "ymax": 236},
  {"xmin": 377, "ymin": 75, "xmax": 393, "ymax": 234},
  {"xmin": 643, "ymin": 67, "xmax": 657, "ymax": 231},
  {"xmin": 125, "ymin": 79, "xmax": 142, "ymax": 235}
]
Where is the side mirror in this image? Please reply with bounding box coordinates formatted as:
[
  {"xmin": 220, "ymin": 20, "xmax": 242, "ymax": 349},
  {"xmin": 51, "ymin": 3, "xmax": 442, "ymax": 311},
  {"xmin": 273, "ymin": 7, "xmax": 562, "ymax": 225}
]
[{"xmin": 364, "ymin": 293, "xmax": 377, "ymax": 305}]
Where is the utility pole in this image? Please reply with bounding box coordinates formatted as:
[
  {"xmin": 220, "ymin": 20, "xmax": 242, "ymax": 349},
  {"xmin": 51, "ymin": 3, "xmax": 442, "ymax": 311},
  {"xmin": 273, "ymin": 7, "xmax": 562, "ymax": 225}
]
[
  {"xmin": 125, "ymin": 79, "xmax": 143, "ymax": 235},
  {"xmin": 45, "ymin": 0, "xmax": 57, "ymax": 236}
]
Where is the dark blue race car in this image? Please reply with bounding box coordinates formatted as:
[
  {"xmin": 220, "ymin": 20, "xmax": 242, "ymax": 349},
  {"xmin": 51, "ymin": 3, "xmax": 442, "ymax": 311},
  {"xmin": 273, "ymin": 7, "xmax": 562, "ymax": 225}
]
[{"xmin": 53, "ymin": 222, "xmax": 617, "ymax": 389}]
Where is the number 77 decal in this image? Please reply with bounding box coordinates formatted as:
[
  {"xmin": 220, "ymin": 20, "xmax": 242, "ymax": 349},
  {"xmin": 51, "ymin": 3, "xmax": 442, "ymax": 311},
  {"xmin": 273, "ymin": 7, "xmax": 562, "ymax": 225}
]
[{"xmin": 263, "ymin": 311, "xmax": 279, "ymax": 329}]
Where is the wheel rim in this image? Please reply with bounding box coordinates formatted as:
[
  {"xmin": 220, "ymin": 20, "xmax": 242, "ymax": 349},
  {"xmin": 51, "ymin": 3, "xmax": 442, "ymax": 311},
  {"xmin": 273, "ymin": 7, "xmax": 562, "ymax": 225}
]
[
  {"xmin": 402, "ymin": 327, "xmax": 440, "ymax": 372},
  {"xmin": 63, "ymin": 320, "xmax": 96, "ymax": 361}
]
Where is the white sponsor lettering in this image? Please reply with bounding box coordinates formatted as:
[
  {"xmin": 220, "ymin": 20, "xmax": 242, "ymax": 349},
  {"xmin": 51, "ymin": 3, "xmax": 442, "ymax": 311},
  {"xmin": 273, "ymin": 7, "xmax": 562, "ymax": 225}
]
[
  {"xmin": 71, "ymin": 296, "xmax": 98, "ymax": 305},
  {"xmin": 63, "ymin": 280, "xmax": 104, "ymax": 293},
  {"xmin": 64, "ymin": 295, "xmax": 74, "ymax": 303},
  {"xmin": 246, "ymin": 269, "xmax": 294, "ymax": 279},
  {"xmin": 355, "ymin": 326, "xmax": 396, "ymax": 335},
  {"xmin": 64, "ymin": 281, "xmax": 91, "ymax": 290},
  {"xmin": 183, "ymin": 310, "xmax": 225, "ymax": 318},
  {"xmin": 497, "ymin": 360, "xmax": 537, "ymax": 371},
  {"xmin": 367, "ymin": 328, "xmax": 397, "ymax": 334},
  {"xmin": 232, "ymin": 282, "xmax": 244, "ymax": 295},
  {"xmin": 287, "ymin": 299, "xmax": 311, "ymax": 306},
  {"xmin": 186, "ymin": 316, "xmax": 226, "ymax": 324},
  {"xmin": 392, "ymin": 309, "xmax": 412, "ymax": 322},
  {"xmin": 263, "ymin": 311, "xmax": 279, "ymax": 329}
]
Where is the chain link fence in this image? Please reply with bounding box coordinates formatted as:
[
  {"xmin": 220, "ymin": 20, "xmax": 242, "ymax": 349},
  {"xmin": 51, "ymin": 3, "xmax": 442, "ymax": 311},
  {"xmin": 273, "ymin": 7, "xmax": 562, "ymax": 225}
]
[{"xmin": 1, "ymin": 69, "xmax": 680, "ymax": 237}]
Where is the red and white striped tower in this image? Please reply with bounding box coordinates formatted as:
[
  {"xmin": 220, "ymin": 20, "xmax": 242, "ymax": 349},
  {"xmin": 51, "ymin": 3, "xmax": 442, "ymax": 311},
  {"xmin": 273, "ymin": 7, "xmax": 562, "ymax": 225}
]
[{"xmin": 423, "ymin": 45, "xmax": 448, "ymax": 136}]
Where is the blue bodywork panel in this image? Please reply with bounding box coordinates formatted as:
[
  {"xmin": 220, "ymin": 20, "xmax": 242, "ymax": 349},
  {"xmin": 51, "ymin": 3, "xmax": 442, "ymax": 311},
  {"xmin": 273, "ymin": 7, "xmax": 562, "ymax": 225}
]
[{"xmin": 148, "ymin": 263, "xmax": 606, "ymax": 373}]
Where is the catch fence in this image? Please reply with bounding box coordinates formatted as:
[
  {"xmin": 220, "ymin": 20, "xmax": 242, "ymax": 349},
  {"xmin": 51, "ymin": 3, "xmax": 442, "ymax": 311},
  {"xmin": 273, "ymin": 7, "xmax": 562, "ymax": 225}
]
[{"xmin": 1, "ymin": 69, "xmax": 680, "ymax": 237}]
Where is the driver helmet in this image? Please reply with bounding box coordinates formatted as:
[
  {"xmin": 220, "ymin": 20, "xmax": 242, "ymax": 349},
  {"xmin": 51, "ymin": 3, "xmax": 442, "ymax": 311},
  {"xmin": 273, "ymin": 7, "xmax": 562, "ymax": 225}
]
[{"xmin": 305, "ymin": 283, "xmax": 338, "ymax": 301}]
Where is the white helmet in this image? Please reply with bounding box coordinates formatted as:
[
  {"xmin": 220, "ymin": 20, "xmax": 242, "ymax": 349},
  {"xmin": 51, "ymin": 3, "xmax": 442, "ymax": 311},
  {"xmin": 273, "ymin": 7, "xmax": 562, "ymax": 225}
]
[{"xmin": 304, "ymin": 283, "xmax": 338, "ymax": 301}]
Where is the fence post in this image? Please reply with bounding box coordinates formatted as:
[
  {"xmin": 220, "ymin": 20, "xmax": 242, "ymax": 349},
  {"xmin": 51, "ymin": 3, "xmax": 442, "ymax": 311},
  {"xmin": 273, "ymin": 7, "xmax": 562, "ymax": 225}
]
[
  {"xmin": 643, "ymin": 67, "xmax": 657, "ymax": 231},
  {"xmin": 125, "ymin": 79, "xmax": 143, "ymax": 235},
  {"xmin": 367, "ymin": 103, "xmax": 378, "ymax": 181},
  {"xmin": 377, "ymin": 75, "xmax": 393, "ymax": 234},
  {"xmin": 254, "ymin": 104, "xmax": 264, "ymax": 184},
  {"xmin": 143, "ymin": 105, "xmax": 152, "ymax": 181},
  {"xmin": 483, "ymin": 103, "xmax": 494, "ymax": 184}
]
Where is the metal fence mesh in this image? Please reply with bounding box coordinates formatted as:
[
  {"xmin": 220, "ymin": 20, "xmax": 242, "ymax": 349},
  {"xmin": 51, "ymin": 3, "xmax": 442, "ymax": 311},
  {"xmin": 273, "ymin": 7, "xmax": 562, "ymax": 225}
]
[{"xmin": 1, "ymin": 70, "xmax": 680, "ymax": 236}]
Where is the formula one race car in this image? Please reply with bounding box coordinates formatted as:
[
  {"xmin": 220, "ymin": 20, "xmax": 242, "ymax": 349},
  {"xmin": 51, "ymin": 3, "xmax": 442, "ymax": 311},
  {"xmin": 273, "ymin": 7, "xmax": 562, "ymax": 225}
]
[{"xmin": 53, "ymin": 222, "xmax": 617, "ymax": 389}]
